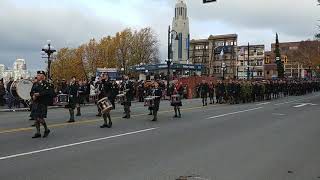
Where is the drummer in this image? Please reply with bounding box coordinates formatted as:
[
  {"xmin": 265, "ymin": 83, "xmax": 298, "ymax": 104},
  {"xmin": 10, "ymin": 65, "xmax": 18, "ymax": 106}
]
[
  {"xmin": 151, "ymin": 80, "xmax": 162, "ymax": 122},
  {"xmin": 98, "ymin": 73, "xmax": 112, "ymax": 128}
]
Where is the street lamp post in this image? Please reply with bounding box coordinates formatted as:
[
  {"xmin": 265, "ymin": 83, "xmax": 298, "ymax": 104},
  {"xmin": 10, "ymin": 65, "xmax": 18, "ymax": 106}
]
[
  {"xmin": 165, "ymin": 59, "xmax": 173, "ymax": 96},
  {"xmin": 167, "ymin": 25, "xmax": 179, "ymax": 96},
  {"xmin": 247, "ymin": 42, "xmax": 250, "ymax": 80},
  {"xmin": 41, "ymin": 40, "xmax": 56, "ymax": 80}
]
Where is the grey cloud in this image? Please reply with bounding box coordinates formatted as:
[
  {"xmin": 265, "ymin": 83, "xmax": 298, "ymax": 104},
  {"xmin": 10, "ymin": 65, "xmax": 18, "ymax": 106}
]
[
  {"xmin": 0, "ymin": 0, "xmax": 318, "ymax": 70},
  {"xmin": 186, "ymin": 0, "xmax": 318, "ymax": 37},
  {"xmin": 0, "ymin": 0, "xmax": 125, "ymax": 70}
]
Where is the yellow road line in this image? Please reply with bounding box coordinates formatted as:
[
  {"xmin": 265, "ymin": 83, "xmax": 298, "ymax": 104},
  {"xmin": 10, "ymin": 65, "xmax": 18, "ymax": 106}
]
[{"xmin": 0, "ymin": 105, "xmax": 208, "ymax": 135}]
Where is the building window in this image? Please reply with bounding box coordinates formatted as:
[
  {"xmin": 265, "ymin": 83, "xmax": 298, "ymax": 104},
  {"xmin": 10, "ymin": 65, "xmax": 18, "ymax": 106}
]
[
  {"xmin": 175, "ymin": 8, "xmax": 177, "ymax": 18},
  {"xmin": 178, "ymin": 33, "xmax": 182, "ymax": 59}
]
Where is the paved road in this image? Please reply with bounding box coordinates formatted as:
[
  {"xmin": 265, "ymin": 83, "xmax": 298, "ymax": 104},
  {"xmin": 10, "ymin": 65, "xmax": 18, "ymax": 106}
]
[{"xmin": 0, "ymin": 93, "xmax": 320, "ymax": 180}]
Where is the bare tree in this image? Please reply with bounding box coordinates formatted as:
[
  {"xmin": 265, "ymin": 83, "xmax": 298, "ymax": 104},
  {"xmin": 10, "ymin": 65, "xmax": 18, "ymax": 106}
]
[{"xmin": 291, "ymin": 40, "xmax": 320, "ymax": 69}]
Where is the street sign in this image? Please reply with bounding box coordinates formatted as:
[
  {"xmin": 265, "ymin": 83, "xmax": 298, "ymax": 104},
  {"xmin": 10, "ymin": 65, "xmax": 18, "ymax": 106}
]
[{"xmin": 203, "ymin": 0, "xmax": 217, "ymax": 3}]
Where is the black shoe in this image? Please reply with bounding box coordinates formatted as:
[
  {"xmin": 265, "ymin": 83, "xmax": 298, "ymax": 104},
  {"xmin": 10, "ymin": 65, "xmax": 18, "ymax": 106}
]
[
  {"xmin": 29, "ymin": 118, "xmax": 35, "ymax": 121},
  {"xmin": 100, "ymin": 124, "xmax": 108, "ymax": 128},
  {"xmin": 32, "ymin": 133, "xmax": 41, "ymax": 138},
  {"xmin": 76, "ymin": 113, "xmax": 81, "ymax": 116},
  {"xmin": 174, "ymin": 115, "xmax": 178, "ymax": 118},
  {"xmin": 123, "ymin": 116, "xmax": 128, "ymax": 119},
  {"xmin": 31, "ymin": 123, "xmax": 36, "ymax": 127},
  {"xmin": 43, "ymin": 130, "xmax": 50, "ymax": 138},
  {"xmin": 67, "ymin": 120, "xmax": 75, "ymax": 123},
  {"xmin": 107, "ymin": 121, "xmax": 112, "ymax": 128},
  {"xmin": 151, "ymin": 119, "xmax": 157, "ymax": 121},
  {"xmin": 96, "ymin": 114, "xmax": 102, "ymax": 117},
  {"xmin": 148, "ymin": 113, "xmax": 153, "ymax": 115}
]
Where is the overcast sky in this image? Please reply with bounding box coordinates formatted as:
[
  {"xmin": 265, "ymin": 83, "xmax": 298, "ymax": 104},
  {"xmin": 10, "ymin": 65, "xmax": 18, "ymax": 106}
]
[{"xmin": 0, "ymin": 0, "xmax": 318, "ymax": 71}]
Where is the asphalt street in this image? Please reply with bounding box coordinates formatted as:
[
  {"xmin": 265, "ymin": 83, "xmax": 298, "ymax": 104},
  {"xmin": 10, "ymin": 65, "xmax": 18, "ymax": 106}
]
[{"xmin": 0, "ymin": 93, "xmax": 320, "ymax": 180}]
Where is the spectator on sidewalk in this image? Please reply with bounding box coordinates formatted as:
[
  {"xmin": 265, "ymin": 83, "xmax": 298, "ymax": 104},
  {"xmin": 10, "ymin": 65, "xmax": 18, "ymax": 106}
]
[{"xmin": 0, "ymin": 79, "xmax": 5, "ymax": 106}]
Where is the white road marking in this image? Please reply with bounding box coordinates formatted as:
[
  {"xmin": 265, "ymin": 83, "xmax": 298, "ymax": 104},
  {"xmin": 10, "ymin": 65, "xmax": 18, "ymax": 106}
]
[
  {"xmin": 0, "ymin": 128, "xmax": 158, "ymax": 161},
  {"xmin": 207, "ymin": 107, "xmax": 263, "ymax": 119},
  {"xmin": 256, "ymin": 102, "xmax": 271, "ymax": 106},
  {"xmin": 274, "ymin": 94, "xmax": 320, "ymax": 106},
  {"xmin": 272, "ymin": 113, "xmax": 286, "ymax": 116},
  {"xmin": 293, "ymin": 103, "xmax": 317, "ymax": 108},
  {"xmin": 274, "ymin": 99, "xmax": 304, "ymax": 106}
]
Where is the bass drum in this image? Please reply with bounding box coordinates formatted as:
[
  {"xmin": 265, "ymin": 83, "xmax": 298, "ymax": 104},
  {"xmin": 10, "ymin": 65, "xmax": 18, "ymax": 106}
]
[{"xmin": 10, "ymin": 79, "xmax": 33, "ymax": 100}]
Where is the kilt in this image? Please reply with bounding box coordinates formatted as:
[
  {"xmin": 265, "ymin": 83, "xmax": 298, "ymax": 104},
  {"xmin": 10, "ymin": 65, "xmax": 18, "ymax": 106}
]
[
  {"xmin": 122, "ymin": 101, "xmax": 131, "ymax": 107},
  {"xmin": 31, "ymin": 103, "xmax": 48, "ymax": 119},
  {"xmin": 201, "ymin": 92, "xmax": 208, "ymax": 98},
  {"xmin": 66, "ymin": 97, "xmax": 77, "ymax": 109},
  {"xmin": 171, "ymin": 101, "xmax": 182, "ymax": 107},
  {"xmin": 153, "ymin": 99, "xmax": 160, "ymax": 111},
  {"xmin": 78, "ymin": 95, "xmax": 85, "ymax": 104}
]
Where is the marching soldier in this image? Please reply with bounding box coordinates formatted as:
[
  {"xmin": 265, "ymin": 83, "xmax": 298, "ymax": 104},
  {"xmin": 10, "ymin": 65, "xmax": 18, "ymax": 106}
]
[
  {"xmin": 99, "ymin": 75, "xmax": 113, "ymax": 128},
  {"xmin": 121, "ymin": 75, "xmax": 134, "ymax": 119},
  {"xmin": 208, "ymin": 82, "xmax": 215, "ymax": 104},
  {"xmin": 110, "ymin": 80, "xmax": 119, "ymax": 109},
  {"xmin": 30, "ymin": 71, "xmax": 52, "ymax": 138},
  {"xmin": 67, "ymin": 76, "xmax": 79, "ymax": 123},
  {"xmin": 199, "ymin": 80, "xmax": 209, "ymax": 106},
  {"xmin": 171, "ymin": 85, "xmax": 182, "ymax": 118},
  {"xmin": 151, "ymin": 81, "xmax": 162, "ymax": 121},
  {"xmin": 76, "ymin": 80, "xmax": 86, "ymax": 116}
]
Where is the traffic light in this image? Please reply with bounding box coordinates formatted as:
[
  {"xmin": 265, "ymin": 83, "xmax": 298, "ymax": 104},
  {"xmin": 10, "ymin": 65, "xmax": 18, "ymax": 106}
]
[{"xmin": 203, "ymin": 0, "xmax": 217, "ymax": 3}]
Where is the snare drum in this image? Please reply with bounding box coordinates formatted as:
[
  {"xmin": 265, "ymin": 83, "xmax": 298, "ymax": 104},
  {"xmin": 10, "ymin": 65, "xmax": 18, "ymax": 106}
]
[
  {"xmin": 116, "ymin": 94, "xmax": 126, "ymax": 104},
  {"xmin": 97, "ymin": 97, "xmax": 113, "ymax": 113},
  {"xmin": 57, "ymin": 94, "xmax": 69, "ymax": 106},
  {"xmin": 144, "ymin": 96, "xmax": 155, "ymax": 107}
]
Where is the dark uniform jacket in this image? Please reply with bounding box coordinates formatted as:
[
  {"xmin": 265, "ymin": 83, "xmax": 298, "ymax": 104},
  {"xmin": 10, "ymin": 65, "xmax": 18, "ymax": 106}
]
[
  {"xmin": 153, "ymin": 87, "xmax": 162, "ymax": 111},
  {"xmin": 67, "ymin": 82, "xmax": 79, "ymax": 108},
  {"xmin": 33, "ymin": 80, "xmax": 52, "ymax": 105},
  {"xmin": 199, "ymin": 83, "xmax": 209, "ymax": 97}
]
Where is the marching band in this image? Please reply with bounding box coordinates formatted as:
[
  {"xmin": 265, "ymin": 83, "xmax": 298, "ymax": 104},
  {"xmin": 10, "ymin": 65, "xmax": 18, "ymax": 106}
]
[{"xmin": 4, "ymin": 69, "xmax": 320, "ymax": 139}]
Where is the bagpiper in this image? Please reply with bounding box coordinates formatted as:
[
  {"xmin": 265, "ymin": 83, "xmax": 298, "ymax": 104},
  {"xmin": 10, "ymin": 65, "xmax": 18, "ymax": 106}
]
[
  {"xmin": 30, "ymin": 71, "xmax": 52, "ymax": 138},
  {"xmin": 171, "ymin": 84, "xmax": 182, "ymax": 118},
  {"xmin": 66, "ymin": 76, "xmax": 79, "ymax": 123}
]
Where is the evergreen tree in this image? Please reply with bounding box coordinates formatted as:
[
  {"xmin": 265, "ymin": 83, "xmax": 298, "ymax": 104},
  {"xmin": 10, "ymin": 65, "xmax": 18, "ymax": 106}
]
[{"xmin": 274, "ymin": 33, "xmax": 284, "ymax": 78}]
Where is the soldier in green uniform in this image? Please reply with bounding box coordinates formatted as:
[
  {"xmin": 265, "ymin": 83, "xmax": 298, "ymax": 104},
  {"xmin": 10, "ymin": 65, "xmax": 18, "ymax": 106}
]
[{"xmin": 31, "ymin": 71, "xmax": 52, "ymax": 138}]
